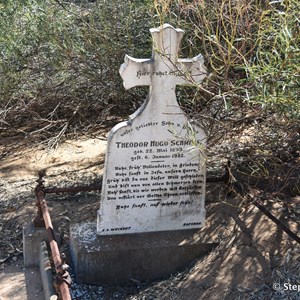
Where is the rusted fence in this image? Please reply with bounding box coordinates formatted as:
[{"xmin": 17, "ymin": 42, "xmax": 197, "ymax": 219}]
[
  {"xmin": 33, "ymin": 171, "xmax": 101, "ymax": 300},
  {"xmin": 32, "ymin": 167, "xmax": 300, "ymax": 299}
]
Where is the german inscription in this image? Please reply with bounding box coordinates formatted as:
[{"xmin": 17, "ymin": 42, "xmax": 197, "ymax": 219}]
[{"xmin": 97, "ymin": 24, "xmax": 207, "ymax": 235}]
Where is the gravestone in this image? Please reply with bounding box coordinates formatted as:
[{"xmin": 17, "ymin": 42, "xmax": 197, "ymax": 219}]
[
  {"xmin": 70, "ymin": 24, "xmax": 217, "ymax": 285},
  {"xmin": 97, "ymin": 23, "xmax": 207, "ymax": 235}
]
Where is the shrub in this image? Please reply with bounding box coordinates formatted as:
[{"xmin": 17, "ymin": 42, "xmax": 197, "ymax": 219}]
[
  {"xmin": 152, "ymin": 0, "xmax": 299, "ymax": 116},
  {"xmin": 0, "ymin": 0, "xmax": 152, "ymax": 146},
  {"xmin": 0, "ymin": 0, "xmax": 299, "ymax": 148}
]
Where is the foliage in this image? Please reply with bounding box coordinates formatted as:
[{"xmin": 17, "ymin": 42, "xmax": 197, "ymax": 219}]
[
  {"xmin": 0, "ymin": 0, "xmax": 299, "ymax": 149},
  {"xmin": 151, "ymin": 0, "xmax": 300, "ymax": 117},
  {"xmin": 248, "ymin": 0, "xmax": 300, "ymax": 116},
  {"xmin": 0, "ymin": 0, "xmax": 152, "ymax": 146}
]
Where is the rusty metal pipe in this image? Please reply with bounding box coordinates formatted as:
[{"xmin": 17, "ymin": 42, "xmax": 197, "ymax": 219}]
[
  {"xmin": 45, "ymin": 184, "xmax": 101, "ymax": 194},
  {"xmin": 35, "ymin": 189, "xmax": 72, "ymax": 300},
  {"xmin": 253, "ymin": 199, "xmax": 300, "ymax": 244}
]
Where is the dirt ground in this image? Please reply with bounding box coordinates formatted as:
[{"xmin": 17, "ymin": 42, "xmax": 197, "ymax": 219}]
[{"xmin": 0, "ymin": 135, "xmax": 300, "ymax": 299}]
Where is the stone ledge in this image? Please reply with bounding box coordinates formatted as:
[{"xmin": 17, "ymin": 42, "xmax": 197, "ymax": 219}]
[
  {"xmin": 69, "ymin": 222, "xmax": 217, "ymax": 285},
  {"xmin": 23, "ymin": 222, "xmax": 61, "ymax": 268}
]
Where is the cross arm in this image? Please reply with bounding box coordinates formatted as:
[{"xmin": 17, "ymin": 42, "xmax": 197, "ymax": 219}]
[
  {"xmin": 176, "ymin": 54, "xmax": 207, "ymax": 86},
  {"xmin": 119, "ymin": 55, "xmax": 152, "ymax": 90}
]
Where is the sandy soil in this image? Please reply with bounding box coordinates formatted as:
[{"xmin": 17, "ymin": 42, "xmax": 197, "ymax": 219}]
[
  {"xmin": 0, "ymin": 136, "xmax": 299, "ymax": 299},
  {"xmin": 0, "ymin": 265, "xmax": 44, "ymax": 300}
]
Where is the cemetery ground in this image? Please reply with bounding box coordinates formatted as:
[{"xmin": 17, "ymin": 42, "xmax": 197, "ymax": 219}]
[{"xmin": 0, "ymin": 125, "xmax": 299, "ymax": 300}]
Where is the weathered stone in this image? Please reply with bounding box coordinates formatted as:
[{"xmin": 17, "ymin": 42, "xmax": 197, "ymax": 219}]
[
  {"xmin": 70, "ymin": 223, "xmax": 217, "ymax": 285},
  {"xmin": 40, "ymin": 241, "xmax": 58, "ymax": 300},
  {"xmin": 97, "ymin": 24, "xmax": 207, "ymax": 235},
  {"xmin": 23, "ymin": 222, "xmax": 60, "ymax": 267}
]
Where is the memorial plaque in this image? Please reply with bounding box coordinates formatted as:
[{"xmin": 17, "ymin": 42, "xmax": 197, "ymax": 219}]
[{"xmin": 97, "ymin": 24, "xmax": 207, "ymax": 235}]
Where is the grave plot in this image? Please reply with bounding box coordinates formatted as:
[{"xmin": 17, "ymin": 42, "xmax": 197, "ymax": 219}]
[{"xmin": 68, "ymin": 24, "xmax": 214, "ymax": 285}]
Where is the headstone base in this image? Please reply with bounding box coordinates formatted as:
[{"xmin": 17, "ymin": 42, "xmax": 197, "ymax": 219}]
[{"xmin": 69, "ymin": 223, "xmax": 217, "ymax": 285}]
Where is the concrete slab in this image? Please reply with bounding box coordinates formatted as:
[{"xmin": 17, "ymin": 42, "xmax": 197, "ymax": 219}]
[
  {"xmin": 23, "ymin": 222, "xmax": 61, "ymax": 268},
  {"xmin": 69, "ymin": 223, "xmax": 217, "ymax": 285},
  {"xmin": 39, "ymin": 241, "xmax": 58, "ymax": 300}
]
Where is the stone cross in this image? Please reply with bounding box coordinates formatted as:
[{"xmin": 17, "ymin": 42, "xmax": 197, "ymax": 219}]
[
  {"xmin": 120, "ymin": 23, "xmax": 207, "ymax": 117},
  {"xmin": 97, "ymin": 24, "xmax": 207, "ymax": 235}
]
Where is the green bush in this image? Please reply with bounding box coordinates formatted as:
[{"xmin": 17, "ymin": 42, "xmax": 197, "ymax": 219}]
[
  {"xmin": 151, "ymin": 0, "xmax": 299, "ymax": 117},
  {"xmin": 0, "ymin": 0, "xmax": 152, "ymax": 145},
  {"xmin": 0, "ymin": 0, "xmax": 299, "ymax": 147},
  {"xmin": 247, "ymin": 0, "xmax": 300, "ymax": 116}
]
